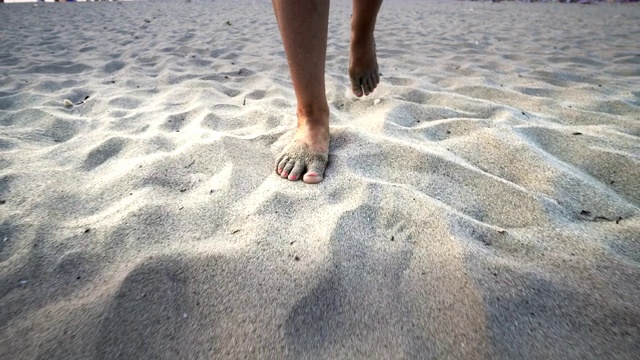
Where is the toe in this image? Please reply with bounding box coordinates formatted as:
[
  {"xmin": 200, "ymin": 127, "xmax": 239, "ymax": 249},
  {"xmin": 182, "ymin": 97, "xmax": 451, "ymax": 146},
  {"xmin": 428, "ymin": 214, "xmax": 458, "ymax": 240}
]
[
  {"xmin": 365, "ymin": 76, "xmax": 376, "ymax": 95},
  {"xmin": 362, "ymin": 77, "xmax": 371, "ymax": 96},
  {"xmin": 370, "ymin": 72, "xmax": 379, "ymax": 91},
  {"xmin": 303, "ymin": 172, "xmax": 324, "ymax": 184},
  {"xmin": 302, "ymin": 161, "xmax": 327, "ymax": 184},
  {"xmin": 276, "ymin": 156, "xmax": 288, "ymax": 174},
  {"xmin": 350, "ymin": 76, "xmax": 363, "ymax": 97},
  {"xmin": 281, "ymin": 161, "xmax": 294, "ymax": 178},
  {"xmin": 288, "ymin": 162, "xmax": 305, "ymax": 181}
]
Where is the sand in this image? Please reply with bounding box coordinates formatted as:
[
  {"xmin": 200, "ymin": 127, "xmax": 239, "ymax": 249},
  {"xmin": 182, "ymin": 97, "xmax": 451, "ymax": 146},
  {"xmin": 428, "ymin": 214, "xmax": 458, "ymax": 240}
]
[{"xmin": 0, "ymin": 0, "xmax": 639, "ymax": 358}]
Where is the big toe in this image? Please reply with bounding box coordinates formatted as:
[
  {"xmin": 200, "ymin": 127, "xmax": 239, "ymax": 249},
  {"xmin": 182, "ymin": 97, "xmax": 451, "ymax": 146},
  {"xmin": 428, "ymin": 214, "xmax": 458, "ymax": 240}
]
[
  {"xmin": 303, "ymin": 172, "xmax": 324, "ymax": 184},
  {"xmin": 302, "ymin": 161, "xmax": 327, "ymax": 184}
]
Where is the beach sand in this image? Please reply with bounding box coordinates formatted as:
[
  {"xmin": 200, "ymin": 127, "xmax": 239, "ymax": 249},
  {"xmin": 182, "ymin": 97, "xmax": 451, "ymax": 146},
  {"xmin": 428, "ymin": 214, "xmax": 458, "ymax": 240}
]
[{"xmin": 0, "ymin": 0, "xmax": 639, "ymax": 358}]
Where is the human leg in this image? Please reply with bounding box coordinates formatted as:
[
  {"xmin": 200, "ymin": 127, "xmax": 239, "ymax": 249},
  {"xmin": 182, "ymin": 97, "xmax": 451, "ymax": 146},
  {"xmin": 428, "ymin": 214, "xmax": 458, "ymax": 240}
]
[
  {"xmin": 272, "ymin": 0, "xmax": 330, "ymax": 184},
  {"xmin": 350, "ymin": 0, "xmax": 383, "ymax": 97}
]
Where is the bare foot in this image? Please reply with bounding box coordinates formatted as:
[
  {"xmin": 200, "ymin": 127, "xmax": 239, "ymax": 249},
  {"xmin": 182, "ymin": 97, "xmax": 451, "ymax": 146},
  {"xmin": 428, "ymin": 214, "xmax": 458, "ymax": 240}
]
[
  {"xmin": 275, "ymin": 121, "xmax": 329, "ymax": 184},
  {"xmin": 349, "ymin": 35, "xmax": 380, "ymax": 97}
]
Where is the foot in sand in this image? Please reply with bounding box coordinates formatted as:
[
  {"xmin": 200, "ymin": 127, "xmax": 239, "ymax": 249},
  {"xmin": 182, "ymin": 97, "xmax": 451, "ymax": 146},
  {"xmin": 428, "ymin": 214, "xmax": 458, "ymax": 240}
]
[
  {"xmin": 349, "ymin": 35, "xmax": 380, "ymax": 97},
  {"xmin": 275, "ymin": 115, "xmax": 329, "ymax": 184}
]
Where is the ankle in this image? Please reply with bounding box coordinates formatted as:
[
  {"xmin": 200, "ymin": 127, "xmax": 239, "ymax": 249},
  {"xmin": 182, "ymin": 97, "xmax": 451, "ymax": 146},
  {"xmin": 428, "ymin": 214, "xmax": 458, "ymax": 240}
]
[
  {"xmin": 296, "ymin": 103, "xmax": 329, "ymax": 120},
  {"xmin": 350, "ymin": 23, "xmax": 375, "ymax": 44},
  {"xmin": 297, "ymin": 116, "xmax": 329, "ymax": 133},
  {"xmin": 296, "ymin": 111, "xmax": 330, "ymax": 136},
  {"xmin": 294, "ymin": 119, "xmax": 330, "ymax": 148},
  {"xmin": 350, "ymin": 32, "xmax": 375, "ymax": 53}
]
